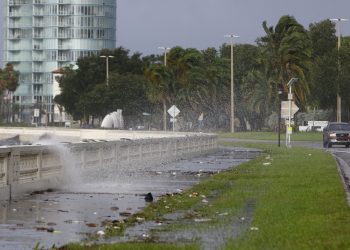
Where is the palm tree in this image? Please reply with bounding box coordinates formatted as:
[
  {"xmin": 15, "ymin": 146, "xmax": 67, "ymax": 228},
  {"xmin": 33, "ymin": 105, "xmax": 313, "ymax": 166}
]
[
  {"xmin": 144, "ymin": 64, "xmax": 170, "ymax": 130},
  {"xmin": 259, "ymin": 15, "xmax": 312, "ymax": 106}
]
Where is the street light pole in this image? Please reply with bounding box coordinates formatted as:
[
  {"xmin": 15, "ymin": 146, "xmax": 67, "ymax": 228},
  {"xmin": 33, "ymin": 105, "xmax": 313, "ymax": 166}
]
[
  {"xmin": 286, "ymin": 78, "xmax": 298, "ymax": 147},
  {"xmin": 158, "ymin": 46, "xmax": 171, "ymax": 131},
  {"xmin": 100, "ymin": 55, "xmax": 114, "ymax": 86},
  {"xmin": 330, "ymin": 18, "xmax": 348, "ymax": 122},
  {"xmin": 224, "ymin": 34, "xmax": 239, "ymax": 133},
  {"xmin": 158, "ymin": 46, "xmax": 170, "ymax": 66},
  {"xmin": 277, "ymin": 87, "xmax": 283, "ymax": 147}
]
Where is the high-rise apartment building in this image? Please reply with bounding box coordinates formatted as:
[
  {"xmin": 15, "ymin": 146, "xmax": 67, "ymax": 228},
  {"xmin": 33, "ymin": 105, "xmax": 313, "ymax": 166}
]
[{"xmin": 3, "ymin": 0, "xmax": 116, "ymax": 123}]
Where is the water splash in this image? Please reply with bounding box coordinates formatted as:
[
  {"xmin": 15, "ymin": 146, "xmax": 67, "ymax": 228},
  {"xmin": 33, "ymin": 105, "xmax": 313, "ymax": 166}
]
[{"xmin": 34, "ymin": 133, "xmax": 83, "ymax": 190}]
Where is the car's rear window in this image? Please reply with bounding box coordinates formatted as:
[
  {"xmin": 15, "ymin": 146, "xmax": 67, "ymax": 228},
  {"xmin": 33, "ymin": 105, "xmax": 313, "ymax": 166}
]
[{"xmin": 329, "ymin": 124, "xmax": 350, "ymax": 131}]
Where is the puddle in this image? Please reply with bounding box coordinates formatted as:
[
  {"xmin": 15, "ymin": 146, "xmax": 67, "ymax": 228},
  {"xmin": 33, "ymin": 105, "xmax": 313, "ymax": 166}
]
[
  {"xmin": 152, "ymin": 201, "xmax": 256, "ymax": 250},
  {"xmin": 0, "ymin": 147, "xmax": 260, "ymax": 249}
]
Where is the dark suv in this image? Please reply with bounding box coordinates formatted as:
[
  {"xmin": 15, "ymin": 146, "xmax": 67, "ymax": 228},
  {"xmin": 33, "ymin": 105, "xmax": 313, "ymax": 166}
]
[{"xmin": 323, "ymin": 122, "xmax": 350, "ymax": 148}]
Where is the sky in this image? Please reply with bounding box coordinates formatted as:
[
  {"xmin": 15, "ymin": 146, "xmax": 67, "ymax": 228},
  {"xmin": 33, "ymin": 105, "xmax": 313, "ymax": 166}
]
[
  {"xmin": 117, "ymin": 0, "xmax": 350, "ymax": 55},
  {"xmin": 2, "ymin": 0, "xmax": 350, "ymax": 58}
]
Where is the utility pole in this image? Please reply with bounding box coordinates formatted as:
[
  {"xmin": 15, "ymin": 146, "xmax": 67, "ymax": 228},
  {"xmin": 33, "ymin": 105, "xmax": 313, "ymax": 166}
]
[
  {"xmin": 158, "ymin": 46, "xmax": 171, "ymax": 131},
  {"xmin": 330, "ymin": 18, "xmax": 348, "ymax": 122},
  {"xmin": 224, "ymin": 34, "xmax": 239, "ymax": 133}
]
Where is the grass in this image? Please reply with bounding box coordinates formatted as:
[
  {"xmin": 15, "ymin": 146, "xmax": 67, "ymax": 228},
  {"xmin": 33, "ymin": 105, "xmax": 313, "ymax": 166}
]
[
  {"xmin": 57, "ymin": 243, "xmax": 198, "ymax": 250},
  {"xmin": 59, "ymin": 142, "xmax": 350, "ymax": 250},
  {"xmin": 224, "ymin": 143, "xmax": 350, "ymax": 249},
  {"xmin": 219, "ymin": 131, "xmax": 322, "ymax": 141}
]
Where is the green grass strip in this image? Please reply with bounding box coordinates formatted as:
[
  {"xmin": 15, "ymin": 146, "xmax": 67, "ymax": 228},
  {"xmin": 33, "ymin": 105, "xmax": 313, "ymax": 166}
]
[
  {"xmin": 225, "ymin": 144, "xmax": 350, "ymax": 250},
  {"xmin": 58, "ymin": 243, "xmax": 198, "ymax": 250},
  {"xmin": 219, "ymin": 131, "xmax": 322, "ymax": 141}
]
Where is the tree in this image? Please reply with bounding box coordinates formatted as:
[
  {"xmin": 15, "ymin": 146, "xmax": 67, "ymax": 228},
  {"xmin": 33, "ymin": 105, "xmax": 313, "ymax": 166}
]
[
  {"xmin": 0, "ymin": 63, "xmax": 19, "ymax": 123},
  {"xmin": 258, "ymin": 15, "xmax": 312, "ymax": 106},
  {"xmin": 55, "ymin": 47, "xmax": 150, "ymax": 124},
  {"xmin": 308, "ymin": 20, "xmax": 337, "ymax": 110},
  {"xmin": 0, "ymin": 63, "xmax": 19, "ymax": 92},
  {"xmin": 144, "ymin": 63, "xmax": 170, "ymax": 129}
]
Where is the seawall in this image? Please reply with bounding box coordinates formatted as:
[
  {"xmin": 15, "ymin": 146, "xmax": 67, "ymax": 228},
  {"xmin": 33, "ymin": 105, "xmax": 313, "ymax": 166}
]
[{"xmin": 0, "ymin": 134, "xmax": 217, "ymax": 200}]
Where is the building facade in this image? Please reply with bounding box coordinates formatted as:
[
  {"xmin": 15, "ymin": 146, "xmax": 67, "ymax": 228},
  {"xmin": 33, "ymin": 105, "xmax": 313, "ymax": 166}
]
[{"xmin": 3, "ymin": 0, "xmax": 116, "ymax": 123}]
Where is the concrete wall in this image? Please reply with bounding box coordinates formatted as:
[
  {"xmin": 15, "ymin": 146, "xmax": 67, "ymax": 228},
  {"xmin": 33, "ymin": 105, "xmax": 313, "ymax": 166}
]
[
  {"xmin": 0, "ymin": 127, "xmax": 213, "ymax": 143},
  {"xmin": 0, "ymin": 134, "xmax": 217, "ymax": 200}
]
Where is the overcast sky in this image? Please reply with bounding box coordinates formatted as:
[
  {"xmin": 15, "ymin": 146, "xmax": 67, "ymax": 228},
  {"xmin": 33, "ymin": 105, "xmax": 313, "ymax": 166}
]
[
  {"xmin": 2, "ymin": 0, "xmax": 350, "ymax": 58},
  {"xmin": 117, "ymin": 0, "xmax": 350, "ymax": 55}
]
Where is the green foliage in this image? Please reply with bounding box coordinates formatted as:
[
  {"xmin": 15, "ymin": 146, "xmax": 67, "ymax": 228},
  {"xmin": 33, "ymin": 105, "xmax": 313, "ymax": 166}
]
[
  {"xmin": 308, "ymin": 20, "xmax": 338, "ymax": 110},
  {"xmin": 54, "ymin": 16, "xmax": 348, "ymax": 131},
  {"xmin": 0, "ymin": 63, "xmax": 19, "ymax": 92},
  {"xmin": 259, "ymin": 15, "xmax": 312, "ymax": 106},
  {"xmin": 55, "ymin": 47, "xmax": 154, "ymax": 125}
]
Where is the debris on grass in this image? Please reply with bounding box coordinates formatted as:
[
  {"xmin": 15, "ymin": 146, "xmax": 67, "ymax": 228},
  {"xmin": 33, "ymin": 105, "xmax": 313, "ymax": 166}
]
[
  {"xmin": 218, "ymin": 212, "xmax": 229, "ymax": 216},
  {"xmin": 194, "ymin": 218, "xmax": 212, "ymax": 223},
  {"xmin": 96, "ymin": 230, "xmax": 105, "ymax": 236}
]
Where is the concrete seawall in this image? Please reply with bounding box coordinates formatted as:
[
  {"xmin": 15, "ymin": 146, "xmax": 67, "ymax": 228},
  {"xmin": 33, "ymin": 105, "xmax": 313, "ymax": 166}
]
[
  {"xmin": 0, "ymin": 134, "xmax": 217, "ymax": 200},
  {"xmin": 0, "ymin": 127, "xmax": 209, "ymax": 142}
]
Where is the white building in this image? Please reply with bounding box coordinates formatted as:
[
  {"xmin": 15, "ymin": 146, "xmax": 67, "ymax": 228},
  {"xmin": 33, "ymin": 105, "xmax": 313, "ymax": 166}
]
[{"xmin": 3, "ymin": 0, "xmax": 116, "ymax": 123}]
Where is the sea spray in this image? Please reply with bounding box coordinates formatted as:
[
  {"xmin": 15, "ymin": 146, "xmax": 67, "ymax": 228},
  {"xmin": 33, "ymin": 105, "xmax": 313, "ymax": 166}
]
[{"xmin": 35, "ymin": 134, "xmax": 83, "ymax": 190}]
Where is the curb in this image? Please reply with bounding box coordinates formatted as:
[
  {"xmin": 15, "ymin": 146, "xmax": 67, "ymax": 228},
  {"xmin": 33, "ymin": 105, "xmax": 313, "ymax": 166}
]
[{"xmin": 333, "ymin": 154, "xmax": 350, "ymax": 207}]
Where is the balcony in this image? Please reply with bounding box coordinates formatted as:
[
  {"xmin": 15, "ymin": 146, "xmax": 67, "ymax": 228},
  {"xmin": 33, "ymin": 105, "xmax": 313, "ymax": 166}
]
[
  {"xmin": 58, "ymin": 22, "xmax": 71, "ymax": 27},
  {"xmin": 33, "ymin": 79, "xmax": 44, "ymax": 84},
  {"xmin": 32, "ymin": 57, "xmax": 44, "ymax": 61},
  {"xmin": 33, "ymin": 0, "xmax": 46, "ymax": 4},
  {"xmin": 32, "ymin": 67, "xmax": 43, "ymax": 73},
  {"xmin": 9, "ymin": 12, "xmax": 21, "ymax": 18},
  {"xmin": 58, "ymin": 56, "xmax": 72, "ymax": 62},
  {"xmin": 58, "ymin": 34, "xmax": 71, "ymax": 39},
  {"xmin": 58, "ymin": 45, "xmax": 70, "ymax": 50},
  {"xmin": 33, "ymin": 22, "xmax": 44, "ymax": 28},
  {"xmin": 8, "ymin": 35, "xmax": 22, "ymax": 40},
  {"xmin": 33, "ymin": 45, "xmax": 43, "ymax": 50},
  {"xmin": 9, "ymin": 0, "xmax": 27, "ymax": 5},
  {"xmin": 7, "ymin": 48, "xmax": 20, "ymax": 51},
  {"xmin": 58, "ymin": 0, "xmax": 71, "ymax": 4},
  {"xmin": 33, "ymin": 11, "xmax": 44, "ymax": 16}
]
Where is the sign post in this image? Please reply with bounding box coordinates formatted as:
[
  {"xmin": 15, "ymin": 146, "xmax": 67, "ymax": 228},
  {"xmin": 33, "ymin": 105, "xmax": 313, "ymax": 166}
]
[
  {"xmin": 281, "ymin": 101, "xmax": 299, "ymax": 119},
  {"xmin": 198, "ymin": 113, "xmax": 204, "ymax": 131},
  {"xmin": 285, "ymin": 78, "xmax": 299, "ymax": 147},
  {"xmin": 167, "ymin": 105, "xmax": 180, "ymax": 132}
]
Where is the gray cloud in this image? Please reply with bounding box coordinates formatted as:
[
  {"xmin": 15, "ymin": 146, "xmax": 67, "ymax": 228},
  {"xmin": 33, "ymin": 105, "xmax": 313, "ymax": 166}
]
[{"xmin": 1, "ymin": 0, "xmax": 350, "ymax": 60}]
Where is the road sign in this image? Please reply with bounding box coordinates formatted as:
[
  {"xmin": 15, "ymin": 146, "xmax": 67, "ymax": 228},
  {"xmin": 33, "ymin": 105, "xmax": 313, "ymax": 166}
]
[
  {"xmin": 198, "ymin": 113, "xmax": 204, "ymax": 121},
  {"xmin": 167, "ymin": 105, "xmax": 180, "ymax": 118},
  {"xmin": 281, "ymin": 101, "xmax": 299, "ymax": 118},
  {"xmin": 34, "ymin": 109, "xmax": 40, "ymax": 118}
]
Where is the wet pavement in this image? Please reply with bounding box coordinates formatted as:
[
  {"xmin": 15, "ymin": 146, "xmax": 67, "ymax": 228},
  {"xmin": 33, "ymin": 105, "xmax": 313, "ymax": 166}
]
[{"xmin": 0, "ymin": 147, "xmax": 260, "ymax": 250}]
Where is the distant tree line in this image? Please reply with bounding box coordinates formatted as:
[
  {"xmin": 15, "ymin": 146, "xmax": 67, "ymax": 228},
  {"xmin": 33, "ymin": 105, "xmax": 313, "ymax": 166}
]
[{"xmin": 55, "ymin": 15, "xmax": 350, "ymax": 131}]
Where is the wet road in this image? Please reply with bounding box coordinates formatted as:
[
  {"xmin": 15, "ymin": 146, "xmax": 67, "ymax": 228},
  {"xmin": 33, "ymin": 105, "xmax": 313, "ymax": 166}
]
[{"xmin": 0, "ymin": 147, "xmax": 257, "ymax": 250}]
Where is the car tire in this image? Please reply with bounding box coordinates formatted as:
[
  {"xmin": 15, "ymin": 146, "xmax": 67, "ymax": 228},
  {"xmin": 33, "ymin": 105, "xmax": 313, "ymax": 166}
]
[
  {"xmin": 327, "ymin": 142, "xmax": 332, "ymax": 148},
  {"xmin": 346, "ymin": 144, "xmax": 350, "ymax": 148}
]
